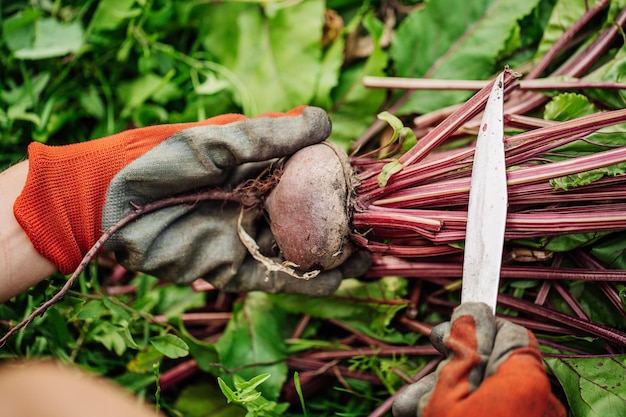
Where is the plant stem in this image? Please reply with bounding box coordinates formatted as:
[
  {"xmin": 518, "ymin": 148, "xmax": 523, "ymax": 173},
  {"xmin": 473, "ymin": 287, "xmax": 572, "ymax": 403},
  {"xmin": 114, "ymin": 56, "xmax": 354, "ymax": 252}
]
[{"xmin": 363, "ymin": 77, "xmax": 626, "ymax": 91}]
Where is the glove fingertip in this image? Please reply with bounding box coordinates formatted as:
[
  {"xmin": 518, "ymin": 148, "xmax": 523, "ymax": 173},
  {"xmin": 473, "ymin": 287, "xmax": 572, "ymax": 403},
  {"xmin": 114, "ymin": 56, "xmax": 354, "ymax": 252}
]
[
  {"xmin": 392, "ymin": 373, "xmax": 438, "ymax": 417},
  {"xmin": 428, "ymin": 322, "xmax": 449, "ymax": 354},
  {"xmin": 299, "ymin": 105, "xmax": 332, "ymax": 143}
]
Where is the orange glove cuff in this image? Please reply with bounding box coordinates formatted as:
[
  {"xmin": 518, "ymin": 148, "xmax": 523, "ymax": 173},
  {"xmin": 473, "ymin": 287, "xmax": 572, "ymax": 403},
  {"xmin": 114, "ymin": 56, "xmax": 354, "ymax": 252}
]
[
  {"xmin": 475, "ymin": 331, "xmax": 566, "ymax": 417},
  {"xmin": 14, "ymin": 108, "xmax": 306, "ymax": 274},
  {"xmin": 424, "ymin": 324, "xmax": 566, "ymax": 417}
]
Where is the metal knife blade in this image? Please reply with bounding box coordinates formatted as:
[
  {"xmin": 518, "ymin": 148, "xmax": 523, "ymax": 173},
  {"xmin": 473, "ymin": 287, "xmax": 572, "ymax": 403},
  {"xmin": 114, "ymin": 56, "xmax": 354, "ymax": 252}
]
[{"xmin": 461, "ymin": 72, "xmax": 508, "ymax": 313}]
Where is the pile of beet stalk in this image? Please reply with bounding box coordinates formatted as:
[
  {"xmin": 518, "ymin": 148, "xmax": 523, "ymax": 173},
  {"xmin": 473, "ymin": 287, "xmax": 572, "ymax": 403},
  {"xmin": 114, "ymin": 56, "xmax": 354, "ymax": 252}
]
[{"xmin": 349, "ymin": 5, "xmax": 626, "ymax": 355}]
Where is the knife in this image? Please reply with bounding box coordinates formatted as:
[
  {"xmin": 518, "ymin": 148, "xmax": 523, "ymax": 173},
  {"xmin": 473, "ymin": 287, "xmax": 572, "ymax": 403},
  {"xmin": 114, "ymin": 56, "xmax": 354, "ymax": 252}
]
[{"xmin": 461, "ymin": 72, "xmax": 508, "ymax": 314}]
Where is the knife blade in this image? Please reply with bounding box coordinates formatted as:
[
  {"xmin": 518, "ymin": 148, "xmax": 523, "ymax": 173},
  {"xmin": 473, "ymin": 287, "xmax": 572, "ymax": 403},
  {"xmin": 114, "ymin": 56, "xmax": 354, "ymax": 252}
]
[{"xmin": 461, "ymin": 72, "xmax": 508, "ymax": 314}]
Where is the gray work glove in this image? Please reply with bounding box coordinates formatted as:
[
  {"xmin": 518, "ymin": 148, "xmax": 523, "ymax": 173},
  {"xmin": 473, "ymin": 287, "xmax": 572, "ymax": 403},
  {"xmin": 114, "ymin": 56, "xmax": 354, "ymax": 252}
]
[
  {"xmin": 100, "ymin": 106, "xmax": 365, "ymax": 295},
  {"xmin": 17, "ymin": 106, "xmax": 369, "ymax": 295},
  {"xmin": 392, "ymin": 302, "xmax": 566, "ymax": 417}
]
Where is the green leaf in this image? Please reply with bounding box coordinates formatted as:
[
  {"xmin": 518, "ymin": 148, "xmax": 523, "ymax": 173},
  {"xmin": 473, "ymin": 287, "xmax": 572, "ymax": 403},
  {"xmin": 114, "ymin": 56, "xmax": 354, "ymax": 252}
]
[
  {"xmin": 173, "ymin": 317, "xmax": 221, "ymax": 374},
  {"xmin": 590, "ymin": 232, "xmax": 626, "ymax": 269},
  {"xmin": 77, "ymin": 299, "xmax": 107, "ymax": 320},
  {"xmin": 550, "ymin": 162, "xmax": 626, "ymax": 190},
  {"xmin": 619, "ymin": 284, "xmax": 626, "ymax": 310},
  {"xmin": 92, "ymin": 324, "xmax": 128, "ymax": 356},
  {"xmin": 329, "ymin": 12, "xmax": 388, "ymax": 148},
  {"xmin": 512, "ymin": 232, "xmax": 608, "ymax": 252},
  {"xmin": 127, "ymin": 345, "xmax": 164, "ymax": 374},
  {"xmin": 43, "ymin": 307, "xmax": 73, "ymax": 347},
  {"xmin": 116, "ymin": 72, "xmax": 176, "ymax": 118},
  {"xmin": 12, "ymin": 17, "xmax": 83, "ymax": 60},
  {"xmin": 133, "ymin": 280, "xmax": 206, "ymax": 319},
  {"xmin": 235, "ymin": 373, "xmax": 272, "ymax": 393},
  {"xmin": 150, "ymin": 334, "xmax": 190, "ymax": 359},
  {"xmin": 378, "ymin": 160, "xmax": 404, "ymax": 187},
  {"xmin": 218, "ymin": 374, "xmax": 289, "ymax": 415},
  {"xmin": 391, "ymin": 0, "xmax": 540, "ymax": 114},
  {"xmin": 215, "ymin": 292, "xmax": 288, "ymax": 400},
  {"xmin": 200, "ymin": 0, "xmax": 325, "ymax": 114},
  {"xmin": 562, "ymin": 123, "xmax": 626, "ymax": 155},
  {"xmin": 311, "ymin": 36, "xmax": 345, "ymax": 109},
  {"xmin": 102, "ymin": 297, "xmax": 132, "ymax": 321},
  {"xmin": 87, "ymin": 0, "xmax": 139, "ymax": 32},
  {"xmin": 377, "ymin": 111, "xmax": 405, "ymax": 137},
  {"xmin": 79, "ymin": 85, "xmax": 106, "ymax": 119},
  {"xmin": 544, "ymin": 93, "xmax": 598, "ymax": 121},
  {"xmin": 545, "ymin": 355, "xmax": 626, "ymax": 417},
  {"xmin": 218, "ymin": 377, "xmax": 237, "ymax": 403},
  {"xmin": 574, "ymin": 282, "xmax": 626, "ymax": 330},
  {"xmin": 293, "ymin": 372, "xmax": 308, "ymax": 417},
  {"xmin": 192, "ymin": 70, "xmax": 231, "ymax": 96},
  {"xmin": 2, "ymin": 9, "xmax": 40, "ymax": 53},
  {"xmin": 2, "ymin": 72, "xmax": 51, "ymax": 111}
]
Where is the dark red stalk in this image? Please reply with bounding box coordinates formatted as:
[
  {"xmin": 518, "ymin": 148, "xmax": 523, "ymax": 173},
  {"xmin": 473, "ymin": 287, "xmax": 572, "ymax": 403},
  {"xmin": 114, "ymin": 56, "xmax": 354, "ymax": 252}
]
[
  {"xmin": 327, "ymin": 318, "xmax": 394, "ymax": 348},
  {"xmin": 287, "ymin": 357, "xmax": 382, "ymax": 384},
  {"xmin": 498, "ymin": 294, "xmax": 626, "ymax": 346},
  {"xmin": 535, "ymin": 281, "xmax": 552, "ymax": 306},
  {"xmin": 525, "ymin": 0, "xmax": 611, "ymax": 79},
  {"xmin": 551, "ymin": 281, "xmax": 590, "ymax": 320},
  {"xmin": 357, "ymin": 109, "xmax": 626, "ymax": 210},
  {"xmin": 306, "ymin": 346, "xmax": 438, "ymax": 361},
  {"xmin": 426, "ymin": 294, "xmax": 626, "ymax": 346},
  {"xmin": 354, "ymin": 70, "xmax": 520, "ymax": 194},
  {"xmin": 507, "ymin": 318, "xmax": 574, "ymax": 336},
  {"xmin": 570, "ymin": 249, "xmax": 626, "ymax": 320},
  {"xmin": 554, "ymin": 7, "xmax": 626, "ymax": 78},
  {"xmin": 495, "ymin": 7, "xmax": 626, "ymax": 122},
  {"xmin": 365, "ymin": 257, "xmax": 626, "ymax": 282},
  {"xmin": 160, "ymin": 359, "xmax": 199, "ymax": 392},
  {"xmin": 538, "ymin": 338, "xmax": 592, "ymax": 356}
]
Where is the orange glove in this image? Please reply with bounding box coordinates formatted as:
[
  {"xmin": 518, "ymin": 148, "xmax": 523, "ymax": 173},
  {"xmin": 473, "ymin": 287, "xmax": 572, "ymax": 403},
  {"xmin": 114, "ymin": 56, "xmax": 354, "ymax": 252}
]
[
  {"xmin": 393, "ymin": 302, "xmax": 566, "ymax": 417},
  {"xmin": 14, "ymin": 107, "xmax": 337, "ymax": 292}
]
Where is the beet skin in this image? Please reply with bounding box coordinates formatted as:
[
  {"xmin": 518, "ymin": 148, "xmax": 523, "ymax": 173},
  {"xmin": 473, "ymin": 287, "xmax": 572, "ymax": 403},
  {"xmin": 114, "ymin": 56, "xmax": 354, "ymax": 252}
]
[{"xmin": 264, "ymin": 142, "xmax": 356, "ymax": 271}]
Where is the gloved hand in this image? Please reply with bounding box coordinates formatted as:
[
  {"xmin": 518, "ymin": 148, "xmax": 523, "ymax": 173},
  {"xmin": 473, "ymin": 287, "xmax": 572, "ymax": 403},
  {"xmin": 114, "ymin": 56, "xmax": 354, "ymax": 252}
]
[
  {"xmin": 392, "ymin": 302, "xmax": 566, "ymax": 417},
  {"xmin": 14, "ymin": 106, "xmax": 367, "ymax": 295}
]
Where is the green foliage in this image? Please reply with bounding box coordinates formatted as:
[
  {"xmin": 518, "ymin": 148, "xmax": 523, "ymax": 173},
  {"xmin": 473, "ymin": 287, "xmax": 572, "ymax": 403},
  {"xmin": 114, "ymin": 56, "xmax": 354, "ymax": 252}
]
[
  {"xmin": 151, "ymin": 333, "xmax": 189, "ymax": 359},
  {"xmin": 535, "ymin": 0, "xmax": 589, "ymax": 60},
  {"xmin": 545, "ymin": 356, "xmax": 626, "ymax": 417},
  {"xmin": 198, "ymin": 0, "xmax": 326, "ymax": 115},
  {"xmin": 215, "ymin": 292, "xmax": 289, "ymax": 401},
  {"xmin": 540, "ymin": 93, "xmax": 626, "ymax": 190},
  {"xmin": 2, "ymin": 0, "xmax": 626, "ymax": 415},
  {"xmin": 591, "ymin": 232, "xmax": 626, "ymax": 269},
  {"xmin": 218, "ymin": 374, "xmax": 290, "ymax": 417},
  {"xmin": 328, "ymin": 10, "xmax": 389, "ymax": 148},
  {"xmin": 544, "ymin": 93, "xmax": 598, "ymax": 121},
  {"xmin": 391, "ymin": 0, "xmax": 542, "ymax": 114},
  {"xmin": 272, "ymin": 277, "xmax": 417, "ymax": 345}
]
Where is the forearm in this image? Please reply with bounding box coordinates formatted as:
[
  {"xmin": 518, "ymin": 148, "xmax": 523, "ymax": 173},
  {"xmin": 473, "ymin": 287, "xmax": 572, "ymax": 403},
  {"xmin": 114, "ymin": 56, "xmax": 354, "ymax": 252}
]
[{"xmin": 0, "ymin": 161, "xmax": 56, "ymax": 302}]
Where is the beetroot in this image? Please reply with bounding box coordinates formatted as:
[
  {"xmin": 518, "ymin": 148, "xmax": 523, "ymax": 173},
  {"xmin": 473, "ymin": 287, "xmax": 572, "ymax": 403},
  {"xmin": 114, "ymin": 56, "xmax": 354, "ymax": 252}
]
[{"xmin": 264, "ymin": 142, "xmax": 356, "ymax": 271}]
